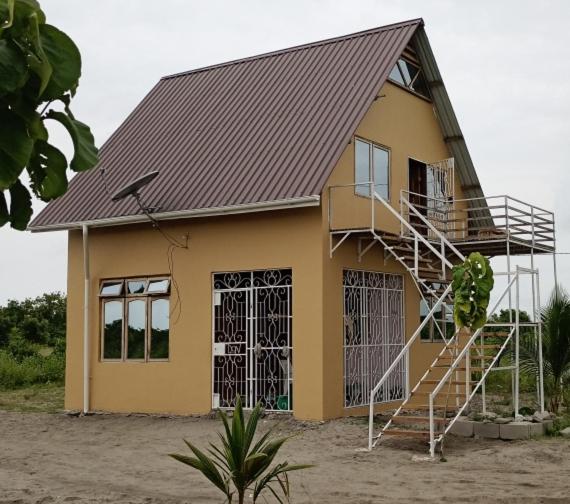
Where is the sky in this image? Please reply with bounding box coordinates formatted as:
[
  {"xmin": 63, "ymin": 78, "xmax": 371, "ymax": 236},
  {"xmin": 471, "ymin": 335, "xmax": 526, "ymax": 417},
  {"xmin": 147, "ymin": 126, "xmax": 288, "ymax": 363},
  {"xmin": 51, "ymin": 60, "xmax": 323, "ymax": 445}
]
[{"xmin": 0, "ymin": 0, "xmax": 569, "ymax": 312}]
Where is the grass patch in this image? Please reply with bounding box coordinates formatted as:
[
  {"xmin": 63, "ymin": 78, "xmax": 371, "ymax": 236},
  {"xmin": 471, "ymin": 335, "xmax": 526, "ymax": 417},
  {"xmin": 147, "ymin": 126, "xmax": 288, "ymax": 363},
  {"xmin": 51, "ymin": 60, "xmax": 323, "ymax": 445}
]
[{"xmin": 0, "ymin": 383, "xmax": 64, "ymax": 413}]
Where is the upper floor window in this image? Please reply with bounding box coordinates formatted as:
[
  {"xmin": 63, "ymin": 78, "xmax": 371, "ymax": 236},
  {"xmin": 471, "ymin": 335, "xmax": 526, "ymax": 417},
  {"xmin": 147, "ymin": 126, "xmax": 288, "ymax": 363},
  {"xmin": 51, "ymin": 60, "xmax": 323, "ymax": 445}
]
[
  {"xmin": 355, "ymin": 138, "xmax": 389, "ymax": 200},
  {"xmin": 388, "ymin": 58, "xmax": 430, "ymax": 99},
  {"xmin": 100, "ymin": 277, "xmax": 170, "ymax": 362}
]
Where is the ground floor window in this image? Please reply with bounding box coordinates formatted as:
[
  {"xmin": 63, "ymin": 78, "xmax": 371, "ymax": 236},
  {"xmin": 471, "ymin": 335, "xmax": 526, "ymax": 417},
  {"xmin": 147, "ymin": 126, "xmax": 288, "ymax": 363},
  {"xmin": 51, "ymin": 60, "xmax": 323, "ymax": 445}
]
[
  {"xmin": 212, "ymin": 269, "xmax": 292, "ymax": 412},
  {"xmin": 100, "ymin": 277, "xmax": 170, "ymax": 361},
  {"xmin": 420, "ymin": 296, "xmax": 454, "ymax": 342},
  {"xmin": 343, "ymin": 270, "xmax": 405, "ymax": 407}
]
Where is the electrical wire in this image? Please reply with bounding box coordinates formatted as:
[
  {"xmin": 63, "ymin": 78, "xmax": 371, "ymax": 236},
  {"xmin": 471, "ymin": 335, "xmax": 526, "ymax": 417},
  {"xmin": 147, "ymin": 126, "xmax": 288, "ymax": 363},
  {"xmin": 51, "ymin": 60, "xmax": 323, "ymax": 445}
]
[
  {"xmin": 130, "ymin": 194, "xmax": 189, "ymax": 324},
  {"xmin": 100, "ymin": 172, "xmax": 189, "ymax": 325}
]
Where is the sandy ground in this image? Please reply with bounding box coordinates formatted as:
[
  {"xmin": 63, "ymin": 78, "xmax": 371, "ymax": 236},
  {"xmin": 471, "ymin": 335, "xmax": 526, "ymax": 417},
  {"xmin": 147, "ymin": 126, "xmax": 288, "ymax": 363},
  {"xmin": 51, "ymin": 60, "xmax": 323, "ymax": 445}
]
[{"xmin": 0, "ymin": 411, "xmax": 569, "ymax": 504}]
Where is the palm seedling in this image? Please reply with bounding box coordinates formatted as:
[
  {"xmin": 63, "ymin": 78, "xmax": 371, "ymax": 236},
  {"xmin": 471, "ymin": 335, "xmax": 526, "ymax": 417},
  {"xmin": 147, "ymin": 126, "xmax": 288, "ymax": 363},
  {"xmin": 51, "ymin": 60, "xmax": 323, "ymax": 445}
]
[
  {"xmin": 518, "ymin": 286, "xmax": 570, "ymax": 413},
  {"xmin": 170, "ymin": 396, "xmax": 312, "ymax": 503}
]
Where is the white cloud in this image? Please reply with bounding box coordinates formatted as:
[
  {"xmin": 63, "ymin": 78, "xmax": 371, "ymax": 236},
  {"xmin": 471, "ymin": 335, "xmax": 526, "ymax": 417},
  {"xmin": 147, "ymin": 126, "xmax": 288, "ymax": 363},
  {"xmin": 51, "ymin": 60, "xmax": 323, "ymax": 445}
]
[{"xmin": 1, "ymin": 0, "xmax": 568, "ymax": 304}]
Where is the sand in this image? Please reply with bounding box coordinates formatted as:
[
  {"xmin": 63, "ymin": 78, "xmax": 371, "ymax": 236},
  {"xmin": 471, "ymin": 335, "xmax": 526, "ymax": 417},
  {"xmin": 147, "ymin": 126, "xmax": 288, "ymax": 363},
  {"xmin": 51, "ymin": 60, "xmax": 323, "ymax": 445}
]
[{"xmin": 0, "ymin": 411, "xmax": 569, "ymax": 503}]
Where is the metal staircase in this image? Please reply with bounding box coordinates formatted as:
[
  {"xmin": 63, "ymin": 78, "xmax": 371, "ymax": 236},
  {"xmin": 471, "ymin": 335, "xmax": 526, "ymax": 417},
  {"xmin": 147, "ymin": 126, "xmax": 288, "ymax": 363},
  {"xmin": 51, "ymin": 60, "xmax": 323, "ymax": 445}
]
[
  {"xmin": 328, "ymin": 182, "xmax": 550, "ymax": 456},
  {"xmin": 364, "ymin": 192, "xmax": 538, "ymax": 456}
]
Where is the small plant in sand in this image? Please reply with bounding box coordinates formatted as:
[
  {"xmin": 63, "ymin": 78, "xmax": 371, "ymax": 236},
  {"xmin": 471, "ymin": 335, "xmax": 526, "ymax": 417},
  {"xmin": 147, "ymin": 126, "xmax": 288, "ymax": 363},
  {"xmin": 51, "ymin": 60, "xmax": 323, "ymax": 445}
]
[{"xmin": 170, "ymin": 396, "xmax": 312, "ymax": 503}]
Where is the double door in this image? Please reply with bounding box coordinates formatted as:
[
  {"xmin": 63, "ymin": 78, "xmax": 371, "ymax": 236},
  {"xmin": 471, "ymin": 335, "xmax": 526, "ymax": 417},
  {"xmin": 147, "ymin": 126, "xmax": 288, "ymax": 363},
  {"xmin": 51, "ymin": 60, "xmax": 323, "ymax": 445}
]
[{"xmin": 212, "ymin": 269, "xmax": 292, "ymax": 411}]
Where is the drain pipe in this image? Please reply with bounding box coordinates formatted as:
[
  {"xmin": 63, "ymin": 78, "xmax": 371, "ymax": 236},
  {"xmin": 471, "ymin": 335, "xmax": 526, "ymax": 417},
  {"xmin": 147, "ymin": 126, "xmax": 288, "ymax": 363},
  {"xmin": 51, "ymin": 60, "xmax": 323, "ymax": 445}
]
[{"xmin": 82, "ymin": 224, "xmax": 90, "ymax": 414}]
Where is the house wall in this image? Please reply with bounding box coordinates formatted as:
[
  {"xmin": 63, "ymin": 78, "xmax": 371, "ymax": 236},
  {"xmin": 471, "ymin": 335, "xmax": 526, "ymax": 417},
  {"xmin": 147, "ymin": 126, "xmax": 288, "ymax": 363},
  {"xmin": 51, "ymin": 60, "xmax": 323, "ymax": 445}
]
[
  {"xmin": 328, "ymin": 82, "xmax": 469, "ymax": 235},
  {"xmin": 65, "ymin": 83, "xmax": 473, "ymax": 422},
  {"xmin": 65, "ymin": 207, "xmax": 327, "ymax": 420},
  {"xmin": 321, "ymin": 82, "xmax": 467, "ymax": 418}
]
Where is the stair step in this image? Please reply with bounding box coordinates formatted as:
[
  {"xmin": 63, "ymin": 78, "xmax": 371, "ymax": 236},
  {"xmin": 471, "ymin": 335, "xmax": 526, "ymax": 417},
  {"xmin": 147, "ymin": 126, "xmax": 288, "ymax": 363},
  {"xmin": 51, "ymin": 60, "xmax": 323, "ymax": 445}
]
[
  {"xmin": 432, "ymin": 365, "xmax": 485, "ymax": 371},
  {"xmin": 447, "ymin": 344, "xmax": 503, "ymax": 350},
  {"xmin": 481, "ymin": 331, "xmax": 511, "ymax": 337},
  {"xmin": 401, "ymin": 404, "xmax": 459, "ymax": 411},
  {"xmin": 438, "ymin": 355, "xmax": 495, "ymax": 361},
  {"xmin": 401, "ymin": 255, "xmax": 431, "ymax": 264},
  {"xmin": 413, "ymin": 391, "xmax": 467, "ymax": 397},
  {"xmin": 382, "ymin": 429, "xmax": 432, "ymax": 438},
  {"xmin": 391, "ymin": 415, "xmax": 447, "ymax": 424},
  {"xmin": 421, "ymin": 380, "xmax": 466, "ymax": 386}
]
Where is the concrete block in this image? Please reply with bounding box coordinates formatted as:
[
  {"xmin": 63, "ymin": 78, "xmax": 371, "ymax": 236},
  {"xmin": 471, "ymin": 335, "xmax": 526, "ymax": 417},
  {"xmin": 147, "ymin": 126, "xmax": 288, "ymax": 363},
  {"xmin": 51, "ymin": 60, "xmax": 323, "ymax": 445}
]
[
  {"xmin": 449, "ymin": 419, "xmax": 474, "ymax": 437},
  {"xmin": 474, "ymin": 421, "xmax": 500, "ymax": 439},
  {"xmin": 529, "ymin": 422, "xmax": 544, "ymax": 437},
  {"xmin": 543, "ymin": 420, "xmax": 554, "ymax": 433},
  {"xmin": 500, "ymin": 422, "xmax": 531, "ymax": 440},
  {"xmin": 560, "ymin": 427, "xmax": 570, "ymax": 438}
]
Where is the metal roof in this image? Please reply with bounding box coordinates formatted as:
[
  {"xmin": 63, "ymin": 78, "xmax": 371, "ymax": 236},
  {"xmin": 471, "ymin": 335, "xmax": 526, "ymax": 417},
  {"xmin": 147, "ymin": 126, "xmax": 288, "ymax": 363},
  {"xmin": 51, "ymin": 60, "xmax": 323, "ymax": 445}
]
[
  {"xmin": 30, "ymin": 19, "xmax": 423, "ymax": 230},
  {"xmin": 30, "ymin": 18, "xmax": 485, "ymax": 231}
]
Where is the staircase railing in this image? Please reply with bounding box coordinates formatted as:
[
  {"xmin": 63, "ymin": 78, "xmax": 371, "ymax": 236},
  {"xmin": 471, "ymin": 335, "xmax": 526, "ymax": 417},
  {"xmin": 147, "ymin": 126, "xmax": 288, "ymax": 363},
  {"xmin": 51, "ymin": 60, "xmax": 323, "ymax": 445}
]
[
  {"xmin": 367, "ymin": 191, "xmax": 469, "ymax": 450},
  {"xmin": 428, "ymin": 269, "xmax": 523, "ymax": 456},
  {"xmin": 367, "ymin": 282, "xmax": 453, "ymax": 450}
]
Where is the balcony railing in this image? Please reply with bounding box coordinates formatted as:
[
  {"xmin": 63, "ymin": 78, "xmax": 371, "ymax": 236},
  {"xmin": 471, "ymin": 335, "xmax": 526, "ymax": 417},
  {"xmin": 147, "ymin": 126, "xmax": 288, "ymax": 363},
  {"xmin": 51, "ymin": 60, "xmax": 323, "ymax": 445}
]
[{"xmin": 399, "ymin": 190, "xmax": 555, "ymax": 252}]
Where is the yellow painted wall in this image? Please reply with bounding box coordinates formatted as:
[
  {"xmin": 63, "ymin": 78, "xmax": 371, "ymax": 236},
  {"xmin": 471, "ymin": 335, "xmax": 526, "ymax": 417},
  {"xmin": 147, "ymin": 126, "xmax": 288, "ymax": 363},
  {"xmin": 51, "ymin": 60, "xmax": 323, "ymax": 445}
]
[
  {"xmin": 66, "ymin": 207, "xmax": 326, "ymax": 420},
  {"xmin": 328, "ymin": 82, "xmax": 468, "ymax": 236},
  {"xmin": 321, "ymin": 82, "xmax": 467, "ymax": 418},
  {"xmin": 65, "ymin": 82, "xmax": 470, "ymax": 421}
]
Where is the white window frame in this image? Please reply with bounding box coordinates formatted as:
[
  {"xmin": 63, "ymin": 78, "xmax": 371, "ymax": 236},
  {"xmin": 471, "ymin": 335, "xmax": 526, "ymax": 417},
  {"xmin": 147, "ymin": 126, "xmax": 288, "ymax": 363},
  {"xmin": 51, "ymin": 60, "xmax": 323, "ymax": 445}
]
[{"xmin": 354, "ymin": 137, "xmax": 390, "ymax": 201}]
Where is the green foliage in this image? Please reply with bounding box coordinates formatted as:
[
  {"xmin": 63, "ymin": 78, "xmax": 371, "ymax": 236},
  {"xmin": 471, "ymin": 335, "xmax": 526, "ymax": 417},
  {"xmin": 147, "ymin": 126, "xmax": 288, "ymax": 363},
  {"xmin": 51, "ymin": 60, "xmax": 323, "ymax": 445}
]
[
  {"xmin": 518, "ymin": 286, "xmax": 570, "ymax": 414},
  {"xmin": 451, "ymin": 252, "xmax": 494, "ymax": 330},
  {"xmin": 170, "ymin": 396, "xmax": 312, "ymax": 504},
  {"xmin": 0, "ymin": 0, "xmax": 98, "ymax": 230},
  {"xmin": 0, "ymin": 350, "xmax": 64, "ymax": 388},
  {"xmin": 0, "ymin": 292, "xmax": 66, "ymax": 389}
]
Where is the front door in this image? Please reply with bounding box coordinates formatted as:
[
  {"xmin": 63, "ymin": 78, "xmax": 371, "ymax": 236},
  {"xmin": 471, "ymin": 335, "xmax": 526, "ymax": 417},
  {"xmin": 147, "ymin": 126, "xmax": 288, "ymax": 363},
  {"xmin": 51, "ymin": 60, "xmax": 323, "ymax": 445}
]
[
  {"xmin": 212, "ymin": 269, "xmax": 292, "ymax": 412},
  {"xmin": 408, "ymin": 158, "xmax": 455, "ymax": 237}
]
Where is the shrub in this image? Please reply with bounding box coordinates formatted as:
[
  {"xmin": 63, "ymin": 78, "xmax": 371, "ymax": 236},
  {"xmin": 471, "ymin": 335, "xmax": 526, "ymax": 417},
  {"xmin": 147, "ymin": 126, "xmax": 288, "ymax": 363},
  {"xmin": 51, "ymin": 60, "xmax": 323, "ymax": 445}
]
[{"xmin": 0, "ymin": 350, "xmax": 64, "ymax": 389}]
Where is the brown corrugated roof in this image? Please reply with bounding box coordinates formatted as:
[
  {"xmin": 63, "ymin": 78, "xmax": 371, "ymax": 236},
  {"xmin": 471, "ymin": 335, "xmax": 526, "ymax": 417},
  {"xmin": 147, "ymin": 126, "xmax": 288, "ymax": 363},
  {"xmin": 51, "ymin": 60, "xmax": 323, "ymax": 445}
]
[{"xmin": 30, "ymin": 19, "xmax": 423, "ymax": 230}]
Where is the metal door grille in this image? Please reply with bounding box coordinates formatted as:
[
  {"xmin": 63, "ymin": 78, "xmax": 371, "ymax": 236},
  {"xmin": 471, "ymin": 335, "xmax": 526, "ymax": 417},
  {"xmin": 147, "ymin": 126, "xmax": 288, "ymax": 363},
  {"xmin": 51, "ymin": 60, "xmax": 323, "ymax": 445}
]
[
  {"xmin": 426, "ymin": 158, "xmax": 454, "ymax": 238},
  {"xmin": 343, "ymin": 270, "xmax": 405, "ymax": 407},
  {"xmin": 213, "ymin": 269, "xmax": 292, "ymax": 412}
]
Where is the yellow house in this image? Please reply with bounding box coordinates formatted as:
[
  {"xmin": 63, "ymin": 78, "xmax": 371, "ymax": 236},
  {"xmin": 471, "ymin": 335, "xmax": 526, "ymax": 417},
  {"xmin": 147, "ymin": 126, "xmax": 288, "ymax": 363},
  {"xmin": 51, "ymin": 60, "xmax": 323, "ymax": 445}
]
[{"xmin": 30, "ymin": 19, "xmax": 555, "ymax": 451}]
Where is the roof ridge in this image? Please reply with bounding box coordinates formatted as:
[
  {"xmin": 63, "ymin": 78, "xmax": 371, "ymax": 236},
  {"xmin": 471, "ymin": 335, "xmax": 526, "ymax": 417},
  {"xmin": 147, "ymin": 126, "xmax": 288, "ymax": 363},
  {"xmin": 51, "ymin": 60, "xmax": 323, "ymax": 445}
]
[{"xmin": 161, "ymin": 18, "xmax": 423, "ymax": 80}]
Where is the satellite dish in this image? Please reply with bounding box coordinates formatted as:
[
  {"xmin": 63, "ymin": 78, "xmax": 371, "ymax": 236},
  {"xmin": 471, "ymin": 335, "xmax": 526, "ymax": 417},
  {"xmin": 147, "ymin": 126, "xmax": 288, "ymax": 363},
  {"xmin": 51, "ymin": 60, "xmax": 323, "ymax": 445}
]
[{"xmin": 111, "ymin": 170, "xmax": 160, "ymax": 202}]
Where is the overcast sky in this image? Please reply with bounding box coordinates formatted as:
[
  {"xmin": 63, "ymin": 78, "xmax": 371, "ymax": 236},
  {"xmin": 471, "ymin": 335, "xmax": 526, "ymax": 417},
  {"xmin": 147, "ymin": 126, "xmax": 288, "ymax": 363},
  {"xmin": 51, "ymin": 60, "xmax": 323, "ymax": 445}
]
[{"xmin": 0, "ymin": 0, "xmax": 569, "ymax": 310}]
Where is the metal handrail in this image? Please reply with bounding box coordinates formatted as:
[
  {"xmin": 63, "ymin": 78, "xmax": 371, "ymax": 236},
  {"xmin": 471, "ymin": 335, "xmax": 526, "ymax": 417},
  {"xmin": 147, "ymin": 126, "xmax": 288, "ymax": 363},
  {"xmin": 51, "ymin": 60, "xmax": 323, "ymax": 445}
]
[
  {"xmin": 372, "ymin": 191, "xmax": 459, "ymax": 269},
  {"xmin": 400, "ymin": 196, "xmax": 466, "ymax": 262},
  {"xmin": 368, "ymin": 283, "xmax": 453, "ymax": 450},
  {"xmin": 428, "ymin": 272, "xmax": 519, "ymax": 456}
]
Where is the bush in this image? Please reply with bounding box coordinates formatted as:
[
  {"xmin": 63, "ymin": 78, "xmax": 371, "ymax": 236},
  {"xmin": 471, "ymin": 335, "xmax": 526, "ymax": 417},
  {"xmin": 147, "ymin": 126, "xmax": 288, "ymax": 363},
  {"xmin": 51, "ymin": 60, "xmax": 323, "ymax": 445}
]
[{"xmin": 0, "ymin": 350, "xmax": 64, "ymax": 389}]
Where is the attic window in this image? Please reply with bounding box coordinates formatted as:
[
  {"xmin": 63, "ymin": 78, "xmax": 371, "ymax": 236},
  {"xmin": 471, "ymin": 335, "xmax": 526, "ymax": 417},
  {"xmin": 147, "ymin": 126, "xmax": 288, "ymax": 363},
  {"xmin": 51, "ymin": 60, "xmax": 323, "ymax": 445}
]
[{"xmin": 388, "ymin": 58, "xmax": 430, "ymax": 99}]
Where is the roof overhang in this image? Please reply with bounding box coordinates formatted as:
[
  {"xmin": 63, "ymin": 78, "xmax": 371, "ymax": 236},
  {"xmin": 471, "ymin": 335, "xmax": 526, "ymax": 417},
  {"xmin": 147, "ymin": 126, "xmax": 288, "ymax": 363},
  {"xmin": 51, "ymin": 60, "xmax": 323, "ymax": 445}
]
[{"xmin": 28, "ymin": 195, "xmax": 321, "ymax": 233}]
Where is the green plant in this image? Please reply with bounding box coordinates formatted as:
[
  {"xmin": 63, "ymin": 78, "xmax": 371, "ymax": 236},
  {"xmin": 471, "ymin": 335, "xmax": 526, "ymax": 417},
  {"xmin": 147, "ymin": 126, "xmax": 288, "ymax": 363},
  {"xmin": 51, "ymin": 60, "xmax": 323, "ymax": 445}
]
[
  {"xmin": 451, "ymin": 252, "xmax": 494, "ymax": 330},
  {"xmin": 519, "ymin": 286, "xmax": 570, "ymax": 414},
  {"xmin": 0, "ymin": 0, "xmax": 98, "ymax": 230},
  {"xmin": 170, "ymin": 396, "xmax": 312, "ymax": 503}
]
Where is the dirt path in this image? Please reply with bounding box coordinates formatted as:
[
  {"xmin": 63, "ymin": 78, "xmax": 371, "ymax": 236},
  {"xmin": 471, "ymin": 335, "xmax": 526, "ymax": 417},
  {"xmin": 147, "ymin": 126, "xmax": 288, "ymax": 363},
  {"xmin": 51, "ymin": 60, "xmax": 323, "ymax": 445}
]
[{"xmin": 0, "ymin": 411, "xmax": 568, "ymax": 503}]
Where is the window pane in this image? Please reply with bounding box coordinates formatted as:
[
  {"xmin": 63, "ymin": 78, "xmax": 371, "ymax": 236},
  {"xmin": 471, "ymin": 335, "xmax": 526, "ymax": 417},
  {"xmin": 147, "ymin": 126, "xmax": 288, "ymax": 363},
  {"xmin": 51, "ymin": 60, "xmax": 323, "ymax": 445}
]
[
  {"xmin": 147, "ymin": 279, "xmax": 170, "ymax": 294},
  {"xmin": 103, "ymin": 300, "xmax": 123, "ymax": 359},
  {"xmin": 420, "ymin": 299, "xmax": 431, "ymax": 341},
  {"xmin": 100, "ymin": 281, "xmax": 123, "ymax": 296},
  {"xmin": 373, "ymin": 146, "xmax": 389, "ymax": 200},
  {"xmin": 355, "ymin": 139, "xmax": 371, "ymax": 197},
  {"xmin": 398, "ymin": 59, "xmax": 419, "ymax": 86},
  {"xmin": 127, "ymin": 299, "xmax": 146, "ymax": 359},
  {"xmin": 150, "ymin": 299, "xmax": 169, "ymax": 359},
  {"xmin": 388, "ymin": 63, "xmax": 405, "ymax": 85},
  {"xmin": 127, "ymin": 280, "xmax": 146, "ymax": 295},
  {"xmin": 411, "ymin": 70, "xmax": 430, "ymax": 98}
]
